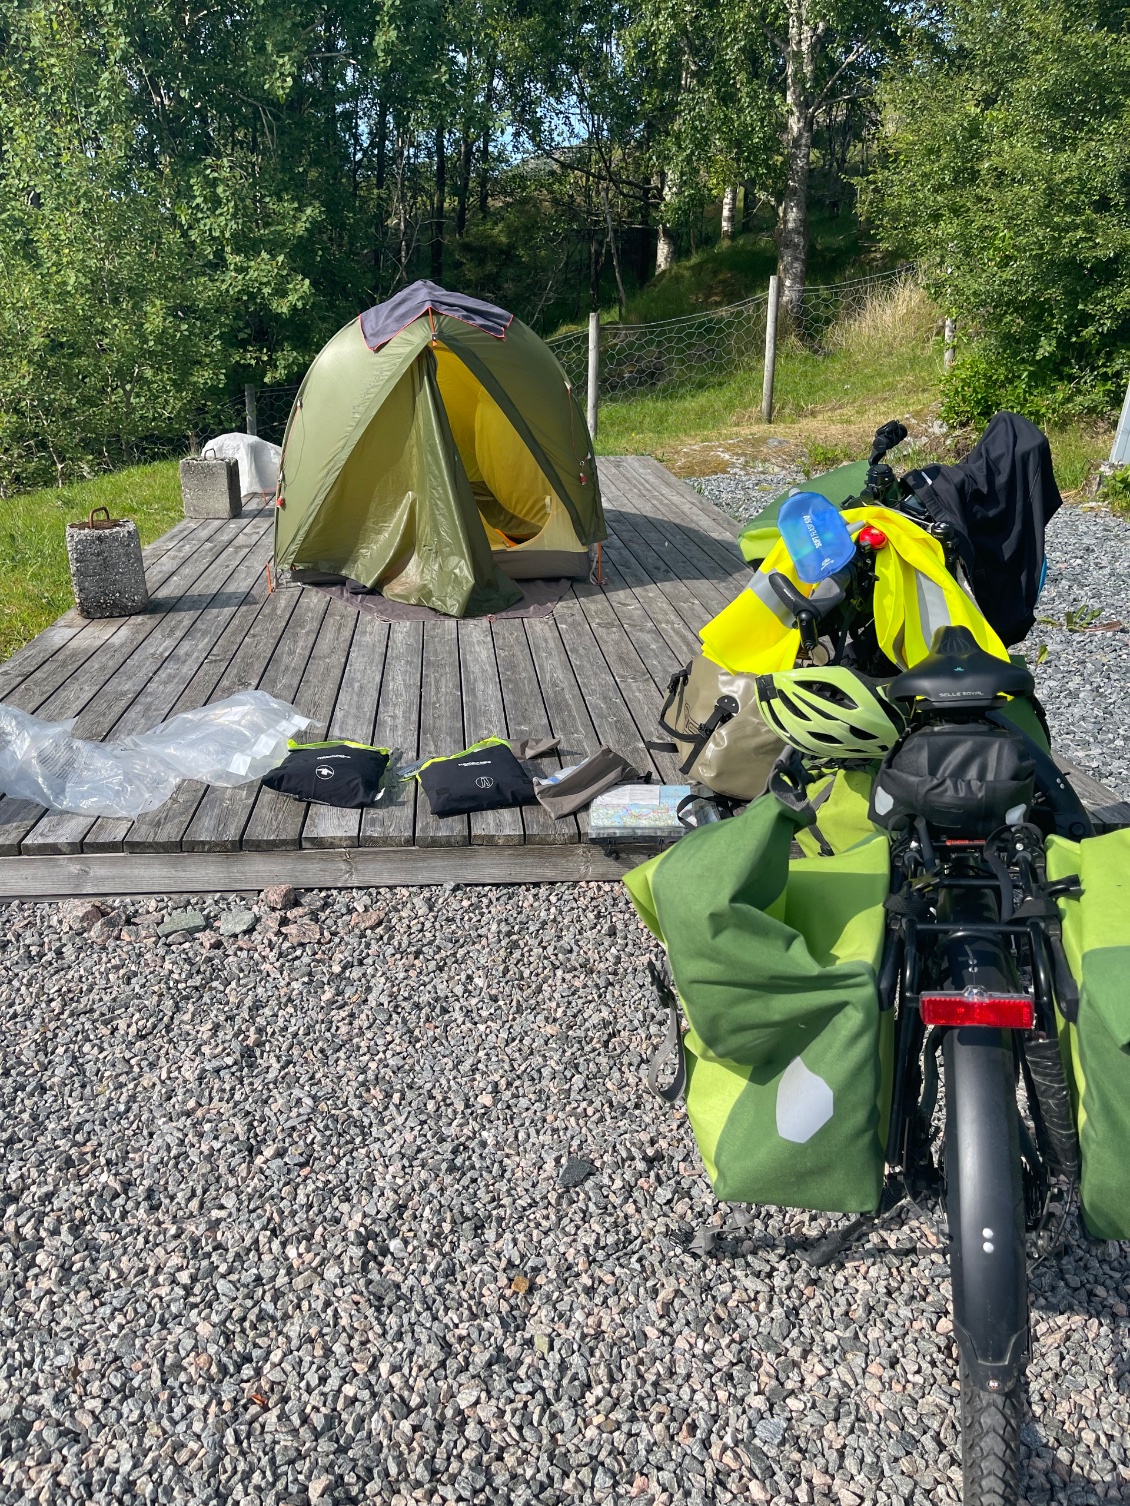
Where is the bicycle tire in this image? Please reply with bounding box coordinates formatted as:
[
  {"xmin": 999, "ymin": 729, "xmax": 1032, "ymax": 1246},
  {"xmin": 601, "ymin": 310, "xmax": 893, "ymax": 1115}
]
[{"xmin": 959, "ymin": 1357, "xmax": 1021, "ymax": 1506}]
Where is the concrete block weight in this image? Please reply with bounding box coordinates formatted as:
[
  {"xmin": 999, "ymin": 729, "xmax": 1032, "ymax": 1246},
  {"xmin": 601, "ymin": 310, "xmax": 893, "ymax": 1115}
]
[
  {"xmin": 65, "ymin": 511, "xmax": 149, "ymax": 618},
  {"xmin": 180, "ymin": 457, "xmax": 242, "ymax": 519}
]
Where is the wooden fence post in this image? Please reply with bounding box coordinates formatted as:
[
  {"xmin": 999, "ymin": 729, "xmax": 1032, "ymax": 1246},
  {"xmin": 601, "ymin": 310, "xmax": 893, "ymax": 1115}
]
[
  {"xmin": 244, "ymin": 383, "xmax": 258, "ymax": 437},
  {"xmin": 761, "ymin": 275, "xmax": 780, "ymax": 424},
  {"xmin": 587, "ymin": 313, "xmax": 600, "ymax": 439},
  {"xmin": 944, "ymin": 318, "xmax": 957, "ymax": 370}
]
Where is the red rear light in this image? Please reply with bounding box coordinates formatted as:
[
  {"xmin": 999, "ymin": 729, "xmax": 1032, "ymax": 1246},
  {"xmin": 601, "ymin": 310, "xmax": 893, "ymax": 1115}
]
[
  {"xmin": 920, "ymin": 991, "xmax": 1035, "ymax": 1029},
  {"xmin": 858, "ymin": 525, "xmax": 888, "ymax": 549}
]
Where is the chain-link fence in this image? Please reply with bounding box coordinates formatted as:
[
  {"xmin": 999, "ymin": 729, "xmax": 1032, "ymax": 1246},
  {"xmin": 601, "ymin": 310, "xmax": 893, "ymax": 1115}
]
[
  {"xmin": 241, "ymin": 264, "xmax": 917, "ymax": 446},
  {"xmin": 545, "ymin": 263, "xmax": 916, "ymax": 408}
]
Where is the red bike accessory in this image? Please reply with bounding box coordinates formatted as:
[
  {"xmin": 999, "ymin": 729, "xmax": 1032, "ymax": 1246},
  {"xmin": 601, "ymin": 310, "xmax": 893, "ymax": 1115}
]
[
  {"xmin": 919, "ymin": 991, "xmax": 1035, "ymax": 1029},
  {"xmin": 857, "ymin": 525, "xmax": 888, "ymax": 549}
]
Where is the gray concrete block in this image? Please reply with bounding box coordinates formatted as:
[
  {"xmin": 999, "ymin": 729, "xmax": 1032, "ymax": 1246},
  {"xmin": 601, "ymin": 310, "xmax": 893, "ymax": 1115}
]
[
  {"xmin": 180, "ymin": 457, "xmax": 242, "ymax": 519},
  {"xmin": 65, "ymin": 512, "xmax": 149, "ymax": 618}
]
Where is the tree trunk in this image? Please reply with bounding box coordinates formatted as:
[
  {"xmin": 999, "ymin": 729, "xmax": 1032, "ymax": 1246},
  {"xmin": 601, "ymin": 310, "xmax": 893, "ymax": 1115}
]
[
  {"xmin": 589, "ymin": 229, "xmax": 604, "ymax": 313},
  {"xmin": 602, "ymin": 183, "xmax": 628, "ymax": 319},
  {"xmin": 721, "ymin": 184, "xmax": 738, "ymax": 242},
  {"xmin": 741, "ymin": 179, "xmax": 755, "ymax": 233},
  {"xmin": 456, "ymin": 125, "xmax": 472, "ymax": 236},
  {"xmin": 478, "ymin": 70, "xmax": 494, "ymax": 218},
  {"xmin": 656, "ymin": 225, "xmax": 676, "ymax": 273},
  {"xmin": 638, "ymin": 173, "xmax": 652, "ymax": 284},
  {"xmin": 431, "ymin": 125, "xmax": 446, "ymax": 282},
  {"xmin": 777, "ymin": 0, "xmax": 818, "ymax": 323}
]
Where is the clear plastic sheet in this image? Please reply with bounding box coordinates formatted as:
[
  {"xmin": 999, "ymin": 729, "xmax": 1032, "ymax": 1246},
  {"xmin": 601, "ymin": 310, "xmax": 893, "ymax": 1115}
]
[{"xmin": 0, "ymin": 691, "xmax": 311, "ymax": 817}]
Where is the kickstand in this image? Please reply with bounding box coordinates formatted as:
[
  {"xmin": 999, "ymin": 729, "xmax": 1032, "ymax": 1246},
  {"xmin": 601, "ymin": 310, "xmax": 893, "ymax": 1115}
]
[{"xmin": 802, "ymin": 1180, "xmax": 908, "ymax": 1268}]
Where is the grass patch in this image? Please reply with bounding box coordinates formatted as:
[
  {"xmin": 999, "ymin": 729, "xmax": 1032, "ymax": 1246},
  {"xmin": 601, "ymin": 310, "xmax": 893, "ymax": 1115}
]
[
  {"xmin": 596, "ymin": 277, "xmax": 943, "ymax": 465},
  {"xmin": 595, "ymin": 275, "xmax": 1113, "ymax": 498},
  {"xmin": 0, "ymin": 461, "xmax": 183, "ymax": 660}
]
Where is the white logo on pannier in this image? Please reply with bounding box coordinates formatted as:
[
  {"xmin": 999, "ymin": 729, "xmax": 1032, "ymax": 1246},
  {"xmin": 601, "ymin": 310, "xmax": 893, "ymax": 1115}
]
[
  {"xmin": 475, "ymin": 775, "xmax": 495, "ymax": 789},
  {"xmin": 315, "ymin": 765, "xmax": 335, "ymax": 781},
  {"xmin": 776, "ymin": 1057, "xmax": 834, "ymax": 1143}
]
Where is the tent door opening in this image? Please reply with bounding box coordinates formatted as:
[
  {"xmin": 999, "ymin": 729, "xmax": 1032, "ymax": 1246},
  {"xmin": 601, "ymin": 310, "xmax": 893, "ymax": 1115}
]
[{"xmin": 432, "ymin": 344, "xmax": 589, "ymax": 581}]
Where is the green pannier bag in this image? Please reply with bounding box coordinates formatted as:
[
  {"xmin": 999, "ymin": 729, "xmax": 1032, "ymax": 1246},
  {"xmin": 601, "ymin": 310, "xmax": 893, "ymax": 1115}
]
[
  {"xmin": 1046, "ymin": 829, "xmax": 1130, "ymax": 1239},
  {"xmin": 625, "ymin": 788, "xmax": 893, "ymax": 1213}
]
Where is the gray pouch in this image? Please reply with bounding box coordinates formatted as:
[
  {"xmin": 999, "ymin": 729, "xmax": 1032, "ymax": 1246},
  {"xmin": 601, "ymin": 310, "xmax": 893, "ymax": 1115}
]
[{"xmin": 533, "ymin": 747, "xmax": 644, "ymax": 818}]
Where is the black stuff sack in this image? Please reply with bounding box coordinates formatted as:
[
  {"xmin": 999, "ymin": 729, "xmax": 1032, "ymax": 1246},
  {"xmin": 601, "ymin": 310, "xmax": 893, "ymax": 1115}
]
[
  {"xmin": 262, "ymin": 741, "xmax": 390, "ymax": 808},
  {"xmin": 417, "ymin": 739, "xmax": 536, "ymax": 817}
]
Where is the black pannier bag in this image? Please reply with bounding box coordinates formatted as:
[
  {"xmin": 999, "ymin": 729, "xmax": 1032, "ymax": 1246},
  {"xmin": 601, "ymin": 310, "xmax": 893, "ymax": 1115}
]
[{"xmin": 868, "ymin": 722, "xmax": 1036, "ymax": 836}]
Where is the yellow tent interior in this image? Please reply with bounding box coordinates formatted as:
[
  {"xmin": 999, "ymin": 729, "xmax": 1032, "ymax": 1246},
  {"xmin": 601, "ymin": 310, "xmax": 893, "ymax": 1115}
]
[{"xmin": 433, "ymin": 344, "xmax": 589, "ymax": 579}]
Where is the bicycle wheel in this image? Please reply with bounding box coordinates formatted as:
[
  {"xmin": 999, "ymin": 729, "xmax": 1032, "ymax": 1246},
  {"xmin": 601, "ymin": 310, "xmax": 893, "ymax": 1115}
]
[{"xmin": 959, "ymin": 1357, "xmax": 1021, "ymax": 1506}]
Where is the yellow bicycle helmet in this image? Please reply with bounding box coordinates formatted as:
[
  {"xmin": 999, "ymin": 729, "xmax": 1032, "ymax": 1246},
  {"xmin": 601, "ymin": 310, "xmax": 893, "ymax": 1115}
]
[{"xmin": 754, "ymin": 667, "xmax": 905, "ymax": 757}]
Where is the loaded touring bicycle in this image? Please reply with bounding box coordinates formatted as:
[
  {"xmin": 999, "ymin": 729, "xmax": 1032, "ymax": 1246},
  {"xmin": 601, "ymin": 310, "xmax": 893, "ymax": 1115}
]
[{"xmin": 628, "ymin": 416, "xmax": 1130, "ymax": 1506}]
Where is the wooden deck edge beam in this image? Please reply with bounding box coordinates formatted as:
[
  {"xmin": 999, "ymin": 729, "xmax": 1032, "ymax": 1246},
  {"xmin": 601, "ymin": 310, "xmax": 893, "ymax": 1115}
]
[{"xmin": 0, "ymin": 842, "xmax": 638, "ymax": 900}]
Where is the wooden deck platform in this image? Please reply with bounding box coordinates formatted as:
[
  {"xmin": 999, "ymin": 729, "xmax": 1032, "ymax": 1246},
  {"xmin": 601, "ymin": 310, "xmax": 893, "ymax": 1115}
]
[
  {"xmin": 1, "ymin": 455, "xmax": 1126, "ymax": 900},
  {"xmin": 0, "ymin": 457, "xmax": 755, "ymax": 897}
]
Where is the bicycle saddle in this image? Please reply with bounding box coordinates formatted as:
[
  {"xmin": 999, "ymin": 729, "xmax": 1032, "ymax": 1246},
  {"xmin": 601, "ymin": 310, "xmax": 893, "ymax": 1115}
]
[{"xmin": 888, "ymin": 625, "xmax": 1034, "ymax": 708}]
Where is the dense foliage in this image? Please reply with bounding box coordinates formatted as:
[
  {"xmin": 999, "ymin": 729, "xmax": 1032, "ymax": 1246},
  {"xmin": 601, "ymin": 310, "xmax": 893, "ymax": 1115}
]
[
  {"xmin": 0, "ymin": 0, "xmax": 1126, "ymax": 492},
  {"xmin": 867, "ymin": 0, "xmax": 1130, "ymax": 425}
]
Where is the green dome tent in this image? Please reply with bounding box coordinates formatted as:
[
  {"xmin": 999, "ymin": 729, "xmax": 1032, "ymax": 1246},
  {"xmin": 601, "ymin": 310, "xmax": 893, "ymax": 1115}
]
[{"xmin": 273, "ymin": 281, "xmax": 606, "ymax": 618}]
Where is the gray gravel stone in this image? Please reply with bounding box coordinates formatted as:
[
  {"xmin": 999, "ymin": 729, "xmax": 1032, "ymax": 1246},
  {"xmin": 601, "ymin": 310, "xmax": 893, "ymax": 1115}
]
[
  {"xmin": 218, "ymin": 908, "xmax": 258, "ymax": 937},
  {"xmin": 1, "ymin": 880, "xmax": 1124, "ymax": 1505},
  {"xmin": 157, "ymin": 906, "xmax": 206, "ymax": 936},
  {"xmin": 692, "ymin": 463, "xmax": 805, "ymax": 528}
]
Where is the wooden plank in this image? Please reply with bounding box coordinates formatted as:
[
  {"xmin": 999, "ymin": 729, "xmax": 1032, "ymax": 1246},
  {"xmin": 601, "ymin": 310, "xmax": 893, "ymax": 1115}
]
[
  {"xmin": 181, "ymin": 589, "xmax": 329, "ymax": 852},
  {"xmin": 457, "ymin": 620, "xmax": 525, "ymax": 846},
  {"xmin": 302, "ymin": 615, "xmax": 390, "ymax": 848},
  {"xmin": 605, "ymin": 462, "xmax": 750, "ymax": 588},
  {"xmin": 595, "ymin": 537, "xmax": 701, "ymax": 664},
  {"xmin": 0, "ymin": 519, "xmax": 231, "ymax": 710},
  {"xmin": 569, "ymin": 581, "xmax": 683, "ymax": 783},
  {"xmin": 537, "ymin": 596, "xmax": 661, "ymax": 782},
  {"xmin": 0, "ymin": 840, "xmax": 636, "ymax": 900},
  {"xmin": 622, "ymin": 454, "xmax": 743, "ymax": 540},
  {"xmin": 8, "ymin": 518, "xmax": 247, "ymax": 720},
  {"xmin": 0, "ymin": 801, "xmax": 49, "ymax": 860},
  {"xmin": 121, "ymin": 581, "xmax": 301, "ymax": 852},
  {"xmin": 19, "ymin": 522, "xmax": 273, "ymax": 857},
  {"xmin": 241, "ymin": 603, "xmax": 358, "ymax": 850},
  {"xmin": 360, "ymin": 621, "xmax": 423, "ymax": 849},
  {"xmin": 491, "ymin": 619, "xmax": 578, "ymax": 846},
  {"xmin": 1054, "ymin": 754, "xmax": 1130, "ymax": 832},
  {"xmin": 81, "ymin": 529, "xmax": 276, "ymax": 852},
  {"xmin": 413, "ymin": 619, "xmax": 469, "ymax": 848},
  {"xmin": 607, "ymin": 505, "xmax": 738, "ymax": 622},
  {"xmin": 523, "ymin": 617, "xmax": 601, "ymax": 768}
]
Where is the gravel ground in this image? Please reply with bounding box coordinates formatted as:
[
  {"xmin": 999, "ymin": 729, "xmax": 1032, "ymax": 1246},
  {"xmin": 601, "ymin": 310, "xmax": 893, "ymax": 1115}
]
[
  {"xmin": 2, "ymin": 880, "xmax": 1128, "ymax": 1506},
  {"xmin": 692, "ymin": 464, "xmax": 805, "ymax": 529},
  {"xmin": 3, "ymin": 483, "xmax": 1129, "ymax": 1506}
]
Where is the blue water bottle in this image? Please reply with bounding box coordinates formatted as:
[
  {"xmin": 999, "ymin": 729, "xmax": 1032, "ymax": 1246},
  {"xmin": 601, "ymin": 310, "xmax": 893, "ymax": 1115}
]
[{"xmin": 777, "ymin": 490, "xmax": 856, "ymax": 583}]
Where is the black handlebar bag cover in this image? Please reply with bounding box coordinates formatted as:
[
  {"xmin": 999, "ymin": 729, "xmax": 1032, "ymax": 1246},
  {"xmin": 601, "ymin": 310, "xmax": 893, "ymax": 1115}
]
[
  {"xmin": 262, "ymin": 742, "xmax": 390, "ymax": 807},
  {"xmin": 417, "ymin": 740, "xmax": 537, "ymax": 817},
  {"xmin": 909, "ymin": 412, "xmax": 1062, "ymax": 648}
]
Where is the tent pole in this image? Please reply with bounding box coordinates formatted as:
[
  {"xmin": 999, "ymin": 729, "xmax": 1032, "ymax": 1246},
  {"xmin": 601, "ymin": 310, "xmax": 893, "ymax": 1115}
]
[{"xmin": 587, "ymin": 313, "xmax": 600, "ymax": 439}]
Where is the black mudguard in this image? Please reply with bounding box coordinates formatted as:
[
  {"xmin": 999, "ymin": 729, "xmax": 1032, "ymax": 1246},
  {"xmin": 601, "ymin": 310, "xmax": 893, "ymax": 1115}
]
[{"xmin": 944, "ymin": 1025, "xmax": 1029, "ymax": 1390}]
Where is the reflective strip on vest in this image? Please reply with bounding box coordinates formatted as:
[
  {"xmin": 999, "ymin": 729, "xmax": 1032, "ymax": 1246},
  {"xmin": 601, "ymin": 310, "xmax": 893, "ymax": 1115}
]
[{"xmin": 699, "ymin": 503, "xmax": 1008, "ymax": 674}]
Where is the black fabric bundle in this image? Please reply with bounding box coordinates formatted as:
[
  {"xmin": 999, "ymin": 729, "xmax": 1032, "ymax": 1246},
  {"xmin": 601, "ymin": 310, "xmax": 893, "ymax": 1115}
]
[
  {"xmin": 262, "ymin": 742, "xmax": 390, "ymax": 808},
  {"xmin": 417, "ymin": 743, "xmax": 536, "ymax": 817},
  {"xmin": 907, "ymin": 411, "xmax": 1063, "ymax": 647}
]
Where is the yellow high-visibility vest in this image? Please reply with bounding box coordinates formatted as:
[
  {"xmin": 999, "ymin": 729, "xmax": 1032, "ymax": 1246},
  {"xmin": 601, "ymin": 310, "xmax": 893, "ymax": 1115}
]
[{"xmin": 700, "ymin": 505, "xmax": 1008, "ymax": 673}]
